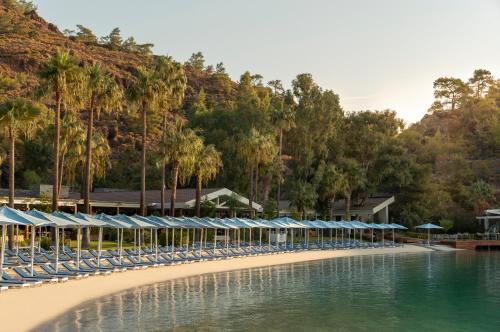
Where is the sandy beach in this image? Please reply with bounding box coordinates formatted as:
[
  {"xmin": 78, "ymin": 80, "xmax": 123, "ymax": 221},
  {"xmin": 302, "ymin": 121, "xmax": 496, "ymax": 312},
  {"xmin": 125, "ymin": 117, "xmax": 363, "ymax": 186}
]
[{"xmin": 0, "ymin": 245, "xmax": 432, "ymax": 331}]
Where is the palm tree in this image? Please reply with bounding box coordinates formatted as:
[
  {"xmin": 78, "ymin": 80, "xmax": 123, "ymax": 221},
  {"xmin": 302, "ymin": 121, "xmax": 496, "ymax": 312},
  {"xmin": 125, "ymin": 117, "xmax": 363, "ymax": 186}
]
[
  {"xmin": 194, "ymin": 144, "xmax": 222, "ymax": 217},
  {"xmin": 81, "ymin": 63, "xmax": 122, "ymax": 215},
  {"xmin": 0, "ymin": 98, "xmax": 45, "ymax": 248},
  {"xmin": 240, "ymin": 128, "xmax": 277, "ymax": 217},
  {"xmin": 160, "ymin": 119, "xmax": 203, "ymax": 216},
  {"xmin": 339, "ymin": 159, "xmax": 366, "ymax": 220},
  {"xmin": 38, "ymin": 50, "xmax": 78, "ymax": 211},
  {"xmin": 154, "ymin": 56, "xmax": 187, "ymax": 216},
  {"xmin": 320, "ymin": 164, "xmax": 348, "ymax": 220},
  {"xmin": 127, "ymin": 66, "xmax": 160, "ymax": 216},
  {"xmin": 270, "ymin": 86, "xmax": 295, "ymax": 214}
]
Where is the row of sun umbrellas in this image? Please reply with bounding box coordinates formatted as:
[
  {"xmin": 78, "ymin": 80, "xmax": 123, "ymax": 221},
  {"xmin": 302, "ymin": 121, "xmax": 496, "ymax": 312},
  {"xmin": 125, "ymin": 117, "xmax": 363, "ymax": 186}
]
[{"xmin": 0, "ymin": 206, "xmax": 418, "ymax": 278}]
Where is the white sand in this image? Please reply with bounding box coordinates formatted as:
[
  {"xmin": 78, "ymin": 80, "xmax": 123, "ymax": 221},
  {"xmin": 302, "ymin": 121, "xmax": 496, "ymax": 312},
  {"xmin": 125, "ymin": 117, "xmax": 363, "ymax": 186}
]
[{"xmin": 0, "ymin": 245, "xmax": 431, "ymax": 331}]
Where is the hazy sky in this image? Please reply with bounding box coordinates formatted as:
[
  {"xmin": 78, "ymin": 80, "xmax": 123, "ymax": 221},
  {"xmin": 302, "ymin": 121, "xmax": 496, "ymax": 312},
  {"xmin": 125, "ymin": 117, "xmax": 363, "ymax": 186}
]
[{"xmin": 33, "ymin": 0, "xmax": 500, "ymax": 124}]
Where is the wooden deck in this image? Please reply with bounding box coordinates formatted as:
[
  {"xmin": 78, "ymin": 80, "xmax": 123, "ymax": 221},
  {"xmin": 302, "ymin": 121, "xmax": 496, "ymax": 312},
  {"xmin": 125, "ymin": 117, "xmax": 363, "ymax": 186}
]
[{"xmin": 440, "ymin": 240, "xmax": 500, "ymax": 250}]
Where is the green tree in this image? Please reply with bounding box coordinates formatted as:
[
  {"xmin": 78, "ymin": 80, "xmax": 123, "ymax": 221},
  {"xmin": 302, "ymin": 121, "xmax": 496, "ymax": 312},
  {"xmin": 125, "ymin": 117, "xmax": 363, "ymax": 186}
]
[
  {"xmin": 468, "ymin": 69, "xmax": 493, "ymax": 99},
  {"xmin": 101, "ymin": 27, "xmax": 122, "ymax": 50},
  {"xmin": 127, "ymin": 65, "xmax": 161, "ymax": 215},
  {"xmin": 0, "ymin": 97, "xmax": 45, "ymax": 248},
  {"xmin": 154, "ymin": 56, "xmax": 187, "ymax": 216},
  {"xmin": 38, "ymin": 50, "xmax": 79, "ymax": 211},
  {"xmin": 433, "ymin": 77, "xmax": 469, "ymax": 112},
  {"xmin": 81, "ymin": 63, "xmax": 122, "ymax": 215},
  {"xmin": 468, "ymin": 180, "xmax": 493, "ymax": 216},
  {"xmin": 289, "ymin": 180, "xmax": 317, "ymax": 220},
  {"xmin": 194, "ymin": 144, "xmax": 222, "ymax": 217},
  {"xmin": 315, "ymin": 162, "xmax": 348, "ymax": 220},
  {"xmin": 160, "ymin": 120, "xmax": 203, "ymax": 216},
  {"xmin": 339, "ymin": 158, "xmax": 366, "ymax": 219},
  {"xmin": 75, "ymin": 24, "xmax": 98, "ymax": 44}
]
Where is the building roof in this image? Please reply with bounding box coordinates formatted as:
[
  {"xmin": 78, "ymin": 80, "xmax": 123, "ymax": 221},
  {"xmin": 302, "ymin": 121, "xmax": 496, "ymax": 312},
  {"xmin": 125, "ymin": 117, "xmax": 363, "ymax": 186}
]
[
  {"xmin": 278, "ymin": 196, "xmax": 395, "ymax": 215},
  {"xmin": 0, "ymin": 187, "xmax": 263, "ymax": 211}
]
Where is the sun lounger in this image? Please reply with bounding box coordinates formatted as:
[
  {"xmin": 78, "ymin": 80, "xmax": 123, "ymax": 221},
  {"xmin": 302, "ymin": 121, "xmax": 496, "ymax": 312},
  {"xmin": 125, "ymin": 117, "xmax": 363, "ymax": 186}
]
[
  {"xmin": 2, "ymin": 272, "xmax": 42, "ymax": 286},
  {"xmin": 40, "ymin": 264, "xmax": 87, "ymax": 279},
  {"xmin": 13, "ymin": 267, "xmax": 59, "ymax": 283},
  {"xmin": 62, "ymin": 262, "xmax": 100, "ymax": 276}
]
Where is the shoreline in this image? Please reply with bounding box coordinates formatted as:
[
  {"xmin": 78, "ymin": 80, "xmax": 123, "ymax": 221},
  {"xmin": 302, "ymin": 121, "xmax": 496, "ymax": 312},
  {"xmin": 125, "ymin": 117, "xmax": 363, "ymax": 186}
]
[{"xmin": 1, "ymin": 245, "xmax": 432, "ymax": 331}]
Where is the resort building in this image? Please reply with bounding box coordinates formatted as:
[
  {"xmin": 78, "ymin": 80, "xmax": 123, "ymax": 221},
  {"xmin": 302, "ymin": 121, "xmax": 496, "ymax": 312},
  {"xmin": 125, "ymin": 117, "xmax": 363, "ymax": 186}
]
[
  {"xmin": 0, "ymin": 185, "xmax": 262, "ymax": 216},
  {"xmin": 279, "ymin": 195, "xmax": 395, "ymax": 222},
  {"xmin": 476, "ymin": 209, "xmax": 500, "ymax": 232}
]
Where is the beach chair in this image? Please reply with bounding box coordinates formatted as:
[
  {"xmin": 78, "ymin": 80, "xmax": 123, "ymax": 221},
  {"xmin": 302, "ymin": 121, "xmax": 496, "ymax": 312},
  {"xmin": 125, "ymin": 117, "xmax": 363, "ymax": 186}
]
[
  {"xmin": 40, "ymin": 264, "xmax": 87, "ymax": 279},
  {"xmin": 81, "ymin": 259, "xmax": 116, "ymax": 274},
  {"xmin": 13, "ymin": 267, "xmax": 59, "ymax": 283},
  {"xmin": 61, "ymin": 262, "xmax": 99, "ymax": 276},
  {"xmin": 2, "ymin": 271, "xmax": 43, "ymax": 286}
]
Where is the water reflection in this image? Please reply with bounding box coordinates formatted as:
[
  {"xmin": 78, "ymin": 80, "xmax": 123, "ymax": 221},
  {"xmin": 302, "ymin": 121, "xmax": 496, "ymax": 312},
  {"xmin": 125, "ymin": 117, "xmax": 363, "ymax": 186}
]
[{"xmin": 38, "ymin": 252, "xmax": 500, "ymax": 332}]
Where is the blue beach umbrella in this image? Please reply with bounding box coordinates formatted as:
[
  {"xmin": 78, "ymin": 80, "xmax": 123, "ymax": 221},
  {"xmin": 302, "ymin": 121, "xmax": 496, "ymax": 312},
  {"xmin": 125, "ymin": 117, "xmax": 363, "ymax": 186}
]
[{"xmin": 416, "ymin": 223, "xmax": 443, "ymax": 246}]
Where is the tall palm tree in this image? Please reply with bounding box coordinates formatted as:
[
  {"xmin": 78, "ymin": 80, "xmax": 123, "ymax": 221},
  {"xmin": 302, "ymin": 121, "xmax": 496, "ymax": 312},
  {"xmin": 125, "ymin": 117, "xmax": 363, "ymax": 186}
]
[
  {"xmin": 339, "ymin": 159, "xmax": 366, "ymax": 220},
  {"xmin": 127, "ymin": 66, "xmax": 160, "ymax": 216},
  {"xmin": 154, "ymin": 56, "xmax": 187, "ymax": 216},
  {"xmin": 82, "ymin": 63, "xmax": 122, "ymax": 215},
  {"xmin": 320, "ymin": 164, "xmax": 348, "ymax": 220},
  {"xmin": 0, "ymin": 98, "xmax": 45, "ymax": 248},
  {"xmin": 160, "ymin": 119, "xmax": 203, "ymax": 216},
  {"xmin": 39, "ymin": 50, "xmax": 78, "ymax": 211},
  {"xmin": 271, "ymin": 89, "xmax": 295, "ymax": 215},
  {"xmin": 240, "ymin": 128, "xmax": 277, "ymax": 217},
  {"xmin": 194, "ymin": 144, "xmax": 222, "ymax": 217}
]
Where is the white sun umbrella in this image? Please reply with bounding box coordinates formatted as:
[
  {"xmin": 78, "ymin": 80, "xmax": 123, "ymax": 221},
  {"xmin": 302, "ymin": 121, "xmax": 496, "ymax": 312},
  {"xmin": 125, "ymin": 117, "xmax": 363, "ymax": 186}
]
[
  {"xmin": 73, "ymin": 212, "xmax": 111, "ymax": 267},
  {"xmin": 215, "ymin": 218, "xmax": 238, "ymax": 255},
  {"xmin": 416, "ymin": 223, "xmax": 443, "ymax": 246},
  {"xmin": 0, "ymin": 206, "xmax": 49, "ymax": 277},
  {"xmin": 52, "ymin": 211, "xmax": 97, "ymax": 271},
  {"xmin": 114, "ymin": 214, "xmax": 158, "ymax": 260},
  {"xmin": 95, "ymin": 214, "xmax": 133, "ymax": 265},
  {"xmin": 26, "ymin": 209, "xmax": 78, "ymax": 273}
]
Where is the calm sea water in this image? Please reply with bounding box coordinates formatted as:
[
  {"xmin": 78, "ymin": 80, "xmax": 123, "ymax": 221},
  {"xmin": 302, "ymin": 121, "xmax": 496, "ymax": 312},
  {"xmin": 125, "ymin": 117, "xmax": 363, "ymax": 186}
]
[{"xmin": 37, "ymin": 251, "xmax": 500, "ymax": 332}]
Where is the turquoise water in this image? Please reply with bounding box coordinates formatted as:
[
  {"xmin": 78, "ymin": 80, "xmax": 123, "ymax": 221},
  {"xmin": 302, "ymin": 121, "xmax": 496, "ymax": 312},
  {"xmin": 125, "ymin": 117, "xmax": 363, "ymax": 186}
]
[{"xmin": 37, "ymin": 251, "xmax": 500, "ymax": 332}]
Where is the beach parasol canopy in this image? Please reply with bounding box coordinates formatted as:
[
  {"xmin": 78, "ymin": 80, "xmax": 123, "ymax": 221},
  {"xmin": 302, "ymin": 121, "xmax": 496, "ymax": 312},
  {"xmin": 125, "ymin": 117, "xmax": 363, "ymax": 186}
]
[{"xmin": 416, "ymin": 223, "xmax": 443, "ymax": 246}]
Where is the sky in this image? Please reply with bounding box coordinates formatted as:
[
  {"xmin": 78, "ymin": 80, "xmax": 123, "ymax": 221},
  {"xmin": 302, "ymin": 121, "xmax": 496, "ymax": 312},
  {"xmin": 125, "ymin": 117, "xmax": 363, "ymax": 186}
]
[{"xmin": 33, "ymin": 0, "xmax": 500, "ymax": 124}]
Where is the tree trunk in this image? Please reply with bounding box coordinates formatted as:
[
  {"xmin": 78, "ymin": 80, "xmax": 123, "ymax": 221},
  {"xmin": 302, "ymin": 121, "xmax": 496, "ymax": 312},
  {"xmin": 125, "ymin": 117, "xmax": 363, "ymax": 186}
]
[
  {"xmin": 83, "ymin": 93, "xmax": 95, "ymax": 215},
  {"xmin": 7, "ymin": 127, "xmax": 15, "ymax": 249},
  {"xmin": 140, "ymin": 103, "xmax": 147, "ymax": 216},
  {"xmin": 52, "ymin": 91, "xmax": 61, "ymax": 212},
  {"xmin": 329, "ymin": 194, "xmax": 336, "ymax": 221},
  {"xmin": 58, "ymin": 152, "xmax": 65, "ymax": 196},
  {"xmin": 160, "ymin": 112, "xmax": 168, "ymax": 216},
  {"xmin": 276, "ymin": 128, "xmax": 283, "ymax": 216},
  {"xmin": 255, "ymin": 163, "xmax": 259, "ymax": 203},
  {"xmin": 195, "ymin": 176, "xmax": 202, "ymax": 217},
  {"xmin": 249, "ymin": 164, "xmax": 254, "ymax": 218},
  {"xmin": 345, "ymin": 192, "xmax": 352, "ymax": 220},
  {"xmin": 262, "ymin": 174, "xmax": 270, "ymax": 206},
  {"xmin": 170, "ymin": 163, "xmax": 179, "ymax": 217}
]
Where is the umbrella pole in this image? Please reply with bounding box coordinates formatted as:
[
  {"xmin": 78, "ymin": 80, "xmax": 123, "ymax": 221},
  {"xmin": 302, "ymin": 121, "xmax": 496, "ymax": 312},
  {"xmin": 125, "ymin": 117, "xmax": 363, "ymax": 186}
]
[
  {"xmin": 268, "ymin": 228, "xmax": 271, "ymax": 252},
  {"xmin": 249, "ymin": 228, "xmax": 252, "ymax": 252},
  {"xmin": 150, "ymin": 228, "xmax": 153, "ymax": 252},
  {"xmin": 392, "ymin": 229, "xmax": 395, "ymax": 247},
  {"xmin": 292, "ymin": 228, "xmax": 294, "ymax": 249},
  {"xmin": 322, "ymin": 229, "xmax": 324, "ymax": 248},
  {"xmin": 259, "ymin": 228, "xmax": 262, "ymax": 252},
  {"xmin": 428, "ymin": 229, "xmax": 430, "ymax": 246},
  {"xmin": 55, "ymin": 227, "xmax": 59, "ymax": 273},
  {"xmin": 180, "ymin": 229, "xmax": 183, "ymax": 256},
  {"xmin": 165, "ymin": 228, "xmax": 168, "ymax": 250},
  {"xmin": 0, "ymin": 225, "xmax": 6, "ymax": 278},
  {"xmin": 186, "ymin": 229, "xmax": 189, "ymax": 255},
  {"xmin": 199, "ymin": 228, "xmax": 203, "ymax": 257},
  {"xmin": 155, "ymin": 229, "xmax": 158, "ymax": 262},
  {"xmin": 62, "ymin": 228, "xmax": 65, "ymax": 253},
  {"xmin": 76, "ymin": 227, "xmax": 81, "ymax": 271},
  {"xmin": 382, "ymin": 229, "xmax": 385, "ymax": 247},
  {"xmin": 192, "ymin": 228, "xmax": 195, "ymax": 253},
  {"xmin": 120, "ymin": 228, "xmax": 123, "ymax": 265},
  {"xmin": 97, "ymin": 227, "xmax": 102, "ymax": 268},
  {"xmin": 116, "ymin": 227, "xmax": 120, "ymax": 260},
  {"xmin": 38, "ymin": 227, "xmax": 41, "ymax": 253},
  {"xmin": 133, "ymin": 229, "xmax": 136, "ymax": 254},
  {"xmin": 213, "ymin": 229, "xmax": 216, "ymax": 256},
  {"xmin": 30, "ymin": 226, "xmax": 36, "ymax": 276},
  {"xmin": 171, "ymin": 228, "xmax": 175, "ymax": 258},
  {"xmin": 15, "ymin": 225, "xmax": 18, "ymax": 255}
]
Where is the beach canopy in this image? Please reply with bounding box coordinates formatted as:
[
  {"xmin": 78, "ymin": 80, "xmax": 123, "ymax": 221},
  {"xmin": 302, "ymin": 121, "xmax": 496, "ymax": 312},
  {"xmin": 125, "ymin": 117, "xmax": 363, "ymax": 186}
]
[
  {"xmin": 0, "ymin": 206, "xmax": 48, "ymax": 226},
  {"xmin": 26, "ymin": 209, "xmax": 77, "ymax": 228},
  {"xmin": 416, "ymin": 223, "xmax": 443, "ymax": 229}
]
